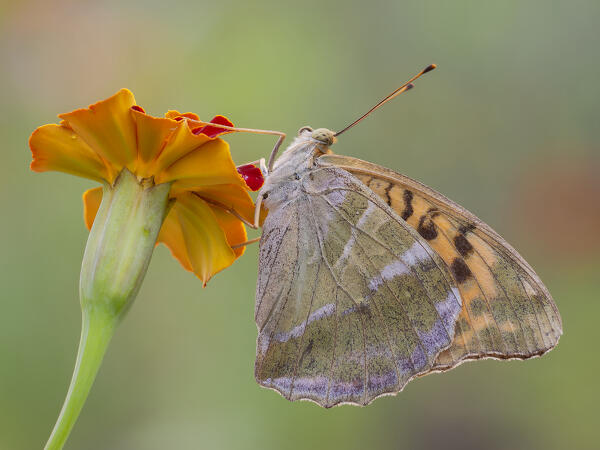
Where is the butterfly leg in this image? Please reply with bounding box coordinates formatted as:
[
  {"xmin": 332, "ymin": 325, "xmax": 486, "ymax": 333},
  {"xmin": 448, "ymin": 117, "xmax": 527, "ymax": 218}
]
[
  {"xmin": 266, "ymin": 134, "xmax": 286, "ymax": 173},
  {"xmin": 184, "ymin": 119, "xmax": 285, "ymax": 175},
  {"xmin": 200, "ymin": 182, "xmax": 265, "ymax": 230},
  {"xmin": 183, "ymin": 119, "xmax": 285, "ymax": 175},
  {"xmin": 231, "ymin": 236, "xmax": 261, "ymax": 249},
  {"xmin": 199, "ymin": 196, "xmax": 259, "ymax": 229}
]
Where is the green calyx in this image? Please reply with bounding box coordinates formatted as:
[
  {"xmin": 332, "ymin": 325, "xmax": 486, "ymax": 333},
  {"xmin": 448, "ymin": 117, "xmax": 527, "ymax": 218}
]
[
  {"xmin": 80, "ymin": 169, "xmax": 172, "ymax": 319},
  {"xmin": 45, "ymin": 169, "xmax": 171, "ymax": 450}
]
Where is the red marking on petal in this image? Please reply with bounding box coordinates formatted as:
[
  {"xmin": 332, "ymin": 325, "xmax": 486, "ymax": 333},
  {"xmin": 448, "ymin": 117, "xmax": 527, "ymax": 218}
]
[
  {"xmin": 193, "ymin": 115, "xmax": 234, "ymax": 138},
  {"xmin": 131, "ymin": 105, "xmax": 145, "ymax": 113},
  {"xmin": 237, "ymin": 164, "xmax": 264, "ymax": 191},
  {"xmin": 174, "ymin": 116, "xmax": 185, "ymax": 121}
]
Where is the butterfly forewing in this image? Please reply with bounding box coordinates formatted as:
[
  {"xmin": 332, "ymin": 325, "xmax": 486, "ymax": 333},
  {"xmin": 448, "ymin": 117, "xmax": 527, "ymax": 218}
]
[
  {"xmin": 317, "ymin": 154, "xmax": 562, "ymax": 371},
  {"xmin": 255, "ymin": 166, "xmax": 464, "ymax": 406}
]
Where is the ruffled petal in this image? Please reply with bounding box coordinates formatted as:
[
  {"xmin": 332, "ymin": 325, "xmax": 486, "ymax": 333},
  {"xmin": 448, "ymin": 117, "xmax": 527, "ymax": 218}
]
[
  {"xmin": 130, "ymin": 108, "xmax": 178, "ymax": 177},
  {"xmin": 157, "ymin": 138, "xmax": 247, "ymax": 189},
  {"xmin": 151, "ymin": 120, "xmax": 212, "ymax": 176},
  {"xmin": 237, "ymin": 164, "xmax": 264, "ymax": 191},
  {"xmin": 174, "ymin": 192, "xmax": 237, "ymax": 285},
  {"xmin": 209, "ymin": 203, "xmax": 247, "ymax": 258},
  {"xmin": 165, "ymin": 110, "xmax": 200, "ymax": 121},
  {"xmin": 29, "ymin": 124, "xmax": 109, "ymax": 182},
  {"xmin": 84, "ymin": 186, "xmax": 248, "ymax": 283},
  {"xmin": 58, "ymin": 89, "xmax": 138, "ymax": 177},
  {"xmin": 199, "ymin": 184, "xmax": 256, "ymax": 224},
  {"xmin": 169, "ymin": 183, "xmax": 255, "ymax": 224},
  {"xmin": 157, "ymin": 205, "xmax": 193, "ymax": 272},
  {"xmin": 82, "ymin": 187, "xmax": 103, "ymax": 230},
  {"xmin": 192, "ymin": 115, "xmax": 234, "ymax": 138}
]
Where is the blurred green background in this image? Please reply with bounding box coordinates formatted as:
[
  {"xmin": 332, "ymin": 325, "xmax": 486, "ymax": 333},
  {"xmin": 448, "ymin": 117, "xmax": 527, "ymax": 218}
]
[{"xmin": 1, "ymin": 0, "xmax": 599, "ymax": 449}]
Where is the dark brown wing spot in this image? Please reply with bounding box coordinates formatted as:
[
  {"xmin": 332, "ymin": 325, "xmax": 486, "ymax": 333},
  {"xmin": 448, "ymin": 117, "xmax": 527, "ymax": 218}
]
[
  {"xmin": 450, "ymin": 257, "xmax": 472, "ymax": 283},
  {"xmin": 417, "ymin": 211, "xmax": 438, "ymax": 240},
  {"xmin": 384, "ymin": 183, "xmax": 392, "ymax": 205},
  {"xmin": 454, "ymin": 233, "xmax": 473, "ymax": 257},
  {"xmin": 458, "ymin": 223, "xmax": 475, "ymax": 234},
  {"xmin": 401, "ymin": 190, "xmax": 414, "ymax": 220}
]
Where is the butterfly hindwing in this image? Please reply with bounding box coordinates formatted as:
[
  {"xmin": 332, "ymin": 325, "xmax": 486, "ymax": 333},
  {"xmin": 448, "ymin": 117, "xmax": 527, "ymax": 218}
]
[
  {"xmin": 255, "ymin": 167, "xmax": 464, "ymax": 406},
  {"xmin": 316, "ymin": 154, "xmax": 562, "ymax": 371}
]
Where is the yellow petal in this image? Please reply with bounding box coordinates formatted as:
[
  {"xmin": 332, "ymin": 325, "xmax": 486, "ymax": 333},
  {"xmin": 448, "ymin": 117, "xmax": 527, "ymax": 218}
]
[
  {"xmin": 82, "ymin": 187, "xmax": 103, "ymax": 230},
  {"xmin": 175, "ymin": 192, "xmax": 238, "ymax": 285},
  {"xmin": 157, "ymin": 138, "xmax": 247, "ymax": 188},
  {"xmin": 59, "ymin": 89, "xmax": 138, "ymax": 174},
  {"xmin": 170, "ymin": 184, "xmax": 256, "ymax": 225},
  {"xmin": 157, "ymin": 205, "xmax": 193, "ymax": 273},
  {"xmin": 130, "ymin": 109, "xmax": 178, "ymax": 177},
  {"xmin": 165, "ymin": 110, "xmax": 200, "ymax": 121},
  {"xmin": 29, "ymin": 124, "xmax": 109, "ymax": 182},
  {"xmin": 209, "ymin": 203, "xmax": 248, "ymax": 258},
  {"xmin": 151, "ymin": 120, "xmax": 213, "ymax": 177}
]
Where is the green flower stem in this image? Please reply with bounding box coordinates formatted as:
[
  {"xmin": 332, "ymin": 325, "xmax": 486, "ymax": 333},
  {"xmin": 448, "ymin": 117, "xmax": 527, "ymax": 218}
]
[
  {"xmin": 45, "ymin": 169, "xmax": 172, "ymax": 450},
  {"xmin": 44, "ymin": 306, "xmax": 116, "ymax": 450}
]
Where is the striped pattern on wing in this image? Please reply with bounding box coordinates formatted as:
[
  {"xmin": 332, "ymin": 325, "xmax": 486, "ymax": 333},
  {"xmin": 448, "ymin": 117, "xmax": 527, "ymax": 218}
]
[
  {"xmin": 255, "ymin": 167, "xmax": 463, "ymax": 406},
  {"xmin": 317, "ymin": 154, "xmax": 562, "ymax": 371}
]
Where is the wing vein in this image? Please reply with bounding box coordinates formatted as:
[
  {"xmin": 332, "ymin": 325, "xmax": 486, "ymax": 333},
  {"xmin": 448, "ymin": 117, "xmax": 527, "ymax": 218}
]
[
  {"xmin": 256, "ymin": 209, "xmax": 301, "ymax": 385},
  {"xmin": 318, "ymin": 193, "xmax": 455, "ymax": 345},
  {"xmin": 325, "ymin": 285, "xmax": 340, "ymax": 406},
  {"xmin": 434, "ymin": 217, "xmax": 509, "ymax": 354},
  {"xmin": 307, "ymin": 196, "xmax": 369, "ymax": 403},
  {"xmin": 442, "ymin": 212, "xmax": 539, "ymax": 353},
  {"xmin": 350, "ymin": 233, "xmax": 406, "ymax": 388},
  {"xmin": 289, "ymin": 260, "xmax": 322, "ymax": 398},
  {"xmin": 255, "ymin": 221, "xmax": 293, "ymax": 324}
]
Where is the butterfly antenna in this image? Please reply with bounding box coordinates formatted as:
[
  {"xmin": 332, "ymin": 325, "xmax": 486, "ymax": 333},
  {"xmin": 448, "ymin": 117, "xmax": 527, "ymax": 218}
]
[{"xmin": 334, "ymin": 64, "xmax": 437, "ymax": 137}]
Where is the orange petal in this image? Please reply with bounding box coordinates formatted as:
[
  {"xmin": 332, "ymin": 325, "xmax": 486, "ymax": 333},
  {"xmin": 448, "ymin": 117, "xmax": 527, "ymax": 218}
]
[
  {"xmin": 190, "ymin": 115, "xmax": 234, "ymax": 138},
  {"xmin": 157, "ymin": 205, "xmax": 193, "ymax": 273},
  {"xmin": 59, "ymin": 89, "xmax": 138, "ymax": 175},
  {"xmin": 82, "ymin": 187, "xmax": 103, "ymax": 230},
  {"xmin": 150, "ymin": 120, "xmax": 213, "ymax": 177},
  {"xmin": 174, "ymin": 192, "xmax": 238, "ymax": 285},
  {"xmin": 29, "ymin": 124, "xmax": 109, "ymax": 182},
  {"xmin": 130, "ymin": 108, "xmax": 178, "ymax": 177},
  {"xmin": 209, "ymin": 203, "xmax": 248, "ymax": 258},
  {"xmin": 157, "ymin": 138, "xmax": 247, "ymax": 188},
  {"xmin": 165, "ymin": 110, "xmax": 200, "ymax": 121},
  {"xmin": 170, "ymin": 183, "xmax": 256, "ymax": 224}
]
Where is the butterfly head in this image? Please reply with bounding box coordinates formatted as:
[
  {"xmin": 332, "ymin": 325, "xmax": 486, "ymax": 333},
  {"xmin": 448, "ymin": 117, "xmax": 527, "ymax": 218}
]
[{"xmin": 298, "ymin": 126, "xmax": 336, "ymax": 147}]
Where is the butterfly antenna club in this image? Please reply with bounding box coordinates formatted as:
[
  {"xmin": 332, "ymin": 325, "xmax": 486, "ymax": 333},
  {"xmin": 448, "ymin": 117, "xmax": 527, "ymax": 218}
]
[{"xmin": 334, "ymin": 64, "xmax": 437, "ymax": 137}]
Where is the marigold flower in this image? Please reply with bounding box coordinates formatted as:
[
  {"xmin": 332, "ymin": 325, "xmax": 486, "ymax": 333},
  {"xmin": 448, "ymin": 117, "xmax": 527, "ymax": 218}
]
[
  {"xmin": 29, "ymin": 89, "xmax": 264, "ymax": 450},
  {"xmin": 30, "ymin": 88, "xmax": 261, "ymax": 284}
]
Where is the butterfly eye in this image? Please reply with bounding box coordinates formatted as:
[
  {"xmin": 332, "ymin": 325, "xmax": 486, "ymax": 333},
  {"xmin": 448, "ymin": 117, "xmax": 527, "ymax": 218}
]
[
  {"xmin": 298, "ymin": 126, "xmax": 313, "ymax": 135},
  {"xmin": 310, "ymin": 128, "xmax": 335, "ymax": 146}
]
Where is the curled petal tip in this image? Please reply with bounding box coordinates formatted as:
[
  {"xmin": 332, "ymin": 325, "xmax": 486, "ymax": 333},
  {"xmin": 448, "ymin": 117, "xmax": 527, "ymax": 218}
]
[
  {"xmin": 192, "ymin": 115, "xmax": 234, "ymax": 138},
  {"xmin": 237, "ymin": 164, "xmax": 265, "ymax": 191}
]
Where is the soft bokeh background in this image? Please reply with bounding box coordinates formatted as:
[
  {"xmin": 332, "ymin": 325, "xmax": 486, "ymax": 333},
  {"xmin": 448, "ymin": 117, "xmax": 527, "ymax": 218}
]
[{"xmin": 1, "ymin": 1, "xmax": 599, "ymax": 449}]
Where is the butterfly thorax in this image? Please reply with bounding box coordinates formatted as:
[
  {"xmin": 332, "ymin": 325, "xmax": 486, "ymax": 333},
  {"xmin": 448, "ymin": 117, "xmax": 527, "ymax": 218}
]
[{"xmin": 260, "ymin": 128, "xmax": 334, "ymax": 210}]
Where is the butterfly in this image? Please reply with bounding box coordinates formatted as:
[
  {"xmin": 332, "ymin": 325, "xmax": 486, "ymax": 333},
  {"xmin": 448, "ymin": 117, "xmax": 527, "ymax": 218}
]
[{"xmin": 237, "ymin": 65, "xmax": 562, "ymax": 407}]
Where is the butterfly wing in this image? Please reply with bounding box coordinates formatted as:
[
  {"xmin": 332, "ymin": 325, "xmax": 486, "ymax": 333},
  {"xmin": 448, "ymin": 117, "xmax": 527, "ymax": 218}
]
[
  {"xmin": 255, "ymin": 167, "xmax": 465, "ymax": 407},
  {"xmin": 317, "ymin": 154, "xmax": 562, "ymax": 371}
]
